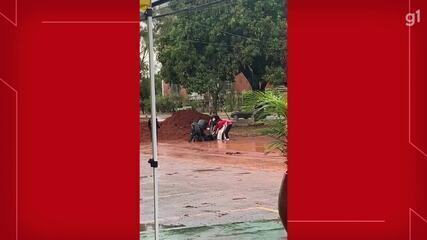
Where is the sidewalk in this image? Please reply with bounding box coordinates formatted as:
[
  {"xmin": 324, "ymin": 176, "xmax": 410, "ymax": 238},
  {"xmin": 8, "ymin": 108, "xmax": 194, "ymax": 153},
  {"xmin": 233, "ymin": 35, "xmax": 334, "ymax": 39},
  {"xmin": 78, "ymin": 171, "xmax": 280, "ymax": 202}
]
[{"xmin": 140, "ymin": 219, "xmax": 285, "ymax": 240}]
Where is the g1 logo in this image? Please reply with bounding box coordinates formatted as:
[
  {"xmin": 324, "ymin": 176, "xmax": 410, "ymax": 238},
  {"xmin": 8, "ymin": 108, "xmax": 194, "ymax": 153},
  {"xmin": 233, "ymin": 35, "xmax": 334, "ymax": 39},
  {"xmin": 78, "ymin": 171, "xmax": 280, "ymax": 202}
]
[{"xmin": 406, "ymin": 9, "xmax": 421, "ymax": 27}]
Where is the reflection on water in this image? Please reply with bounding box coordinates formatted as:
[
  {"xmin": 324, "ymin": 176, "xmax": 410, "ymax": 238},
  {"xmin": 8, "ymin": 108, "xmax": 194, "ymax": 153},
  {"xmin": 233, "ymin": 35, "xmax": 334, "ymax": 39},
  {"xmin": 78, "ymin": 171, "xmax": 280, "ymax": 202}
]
[
  {"xmin": 197, "ymin": 136, "xmax": 275, "ymax": 154},
  {"xmin": 141, "ymin": 136, "xmax": 284, "ymax": 169}
]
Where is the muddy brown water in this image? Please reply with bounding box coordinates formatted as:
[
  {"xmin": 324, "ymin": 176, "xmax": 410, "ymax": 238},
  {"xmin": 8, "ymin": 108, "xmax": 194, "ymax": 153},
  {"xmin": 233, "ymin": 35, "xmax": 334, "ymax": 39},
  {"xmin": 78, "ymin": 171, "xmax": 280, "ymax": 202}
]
[{"xmin": 141, "ymin": 136, "xmax": 285, "ymax": 172}]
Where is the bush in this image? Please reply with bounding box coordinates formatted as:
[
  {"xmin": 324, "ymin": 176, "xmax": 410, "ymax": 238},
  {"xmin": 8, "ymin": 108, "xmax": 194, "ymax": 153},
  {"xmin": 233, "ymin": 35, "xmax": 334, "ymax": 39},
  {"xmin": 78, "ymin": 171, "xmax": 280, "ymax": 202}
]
[
  {"xmin": 188, "ymin": 100, "xmax": 199, "ymax": 111},
  {"xmin": 242, "ymin": 90, "xmax": 288, "ymax": 156},
  {"xmin": 143, "ymin": 96, "xmax": 188, "ymax": 113},
  {"xmin": 157, "ymin": 96, "xmax": 175, "ymax": 113},
  {"xmin": 143, "ymin": 99, "xmax": 151, "ymax": 114},
  {"xmin": 224, "ymin": 92, "xmax": 244, "ymax": 112}
]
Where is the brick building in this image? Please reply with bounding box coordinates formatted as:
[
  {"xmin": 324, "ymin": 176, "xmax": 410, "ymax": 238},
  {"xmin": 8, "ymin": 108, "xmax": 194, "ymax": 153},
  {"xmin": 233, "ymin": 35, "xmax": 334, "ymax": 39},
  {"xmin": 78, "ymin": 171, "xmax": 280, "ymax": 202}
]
[{"xmin": 162, "ymin": 73, "xmax": 253, "ymax": 97}]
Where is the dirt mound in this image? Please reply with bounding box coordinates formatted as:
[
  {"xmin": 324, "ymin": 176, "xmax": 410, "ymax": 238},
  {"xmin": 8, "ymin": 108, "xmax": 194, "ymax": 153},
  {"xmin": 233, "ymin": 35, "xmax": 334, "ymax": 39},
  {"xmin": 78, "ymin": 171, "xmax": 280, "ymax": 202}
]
[
  {"xmin": 159, "ymin": 110, "xmax": 210, "ymax": 141},
  {"xmin": 140, "ymin": 120, "xmax": 151, "ymax": 143},
  {"xmin": 141, "ymin": 110, "xmax": 210, "ymax": 142}
]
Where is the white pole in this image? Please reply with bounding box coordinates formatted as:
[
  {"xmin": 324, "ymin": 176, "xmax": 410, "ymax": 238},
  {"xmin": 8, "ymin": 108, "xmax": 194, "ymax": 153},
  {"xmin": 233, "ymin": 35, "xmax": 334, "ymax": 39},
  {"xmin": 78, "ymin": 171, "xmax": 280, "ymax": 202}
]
[{"xmin": 147, "ymin": 8, "xmax": 160, "ymax": 240}]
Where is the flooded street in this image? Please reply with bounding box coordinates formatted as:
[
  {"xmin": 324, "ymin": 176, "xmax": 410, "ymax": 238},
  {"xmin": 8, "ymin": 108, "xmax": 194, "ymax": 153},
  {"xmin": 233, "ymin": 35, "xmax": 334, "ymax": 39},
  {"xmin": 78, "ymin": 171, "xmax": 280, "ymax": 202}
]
[{"xmin": 140, "ymin": 136, "xmax": 287, "ymax": 239}]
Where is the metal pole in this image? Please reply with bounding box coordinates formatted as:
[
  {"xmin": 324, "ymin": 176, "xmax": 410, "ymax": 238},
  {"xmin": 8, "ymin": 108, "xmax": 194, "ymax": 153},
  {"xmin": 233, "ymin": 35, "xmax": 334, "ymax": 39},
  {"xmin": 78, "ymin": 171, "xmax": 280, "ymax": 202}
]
[{"xmin": 146, "ymin": 8, "xmax": 160, "ymax": 240}]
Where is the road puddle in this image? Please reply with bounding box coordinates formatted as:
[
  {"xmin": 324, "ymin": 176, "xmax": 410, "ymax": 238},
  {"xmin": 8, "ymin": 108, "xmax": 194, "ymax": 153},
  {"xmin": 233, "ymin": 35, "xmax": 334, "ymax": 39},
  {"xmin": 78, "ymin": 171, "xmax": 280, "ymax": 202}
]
[
  {"xmin": 141, "ymin": 136, "xmax": 285, "ymax": 171},
  {"xmin": 194, "ymin": 136, "xmax": 273, "ymax": 153}
]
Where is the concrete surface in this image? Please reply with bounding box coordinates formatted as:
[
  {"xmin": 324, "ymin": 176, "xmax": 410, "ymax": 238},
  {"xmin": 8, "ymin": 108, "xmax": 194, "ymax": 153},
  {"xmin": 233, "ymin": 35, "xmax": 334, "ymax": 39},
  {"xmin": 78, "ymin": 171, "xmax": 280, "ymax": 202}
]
[{"xmin": 140, "ymin": 219, "xmax": 285, "ymax": 240}]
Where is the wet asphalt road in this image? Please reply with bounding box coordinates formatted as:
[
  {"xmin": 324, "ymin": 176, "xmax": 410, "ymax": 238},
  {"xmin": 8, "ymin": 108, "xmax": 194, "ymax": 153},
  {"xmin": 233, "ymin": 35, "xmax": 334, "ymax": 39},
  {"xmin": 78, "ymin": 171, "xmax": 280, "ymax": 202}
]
[{"xmin": 140, "ymin": 138, "xmax": 286, "ymax": 239}]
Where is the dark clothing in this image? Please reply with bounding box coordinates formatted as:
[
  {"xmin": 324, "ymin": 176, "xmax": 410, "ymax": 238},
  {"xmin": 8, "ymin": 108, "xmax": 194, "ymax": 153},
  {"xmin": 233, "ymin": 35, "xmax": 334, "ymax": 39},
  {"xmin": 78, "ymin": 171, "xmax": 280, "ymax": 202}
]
[
  {"xmin": 148, "ymin": 118, "xmax": 160, "ymax": 138},
  {"xmin": 197, "ymin": 119, "xmax": 208, "ymax": 131},
  {"xmin": 189, "ymin": 122, "xmax": 202, "ymax": 142},
  {"xmin": 189, "ymin": 119, "xmax": 215, "ymax": 142},
  {"xmin": 204, "ymin": 134, "xmax": 215, "ymax": 141}
]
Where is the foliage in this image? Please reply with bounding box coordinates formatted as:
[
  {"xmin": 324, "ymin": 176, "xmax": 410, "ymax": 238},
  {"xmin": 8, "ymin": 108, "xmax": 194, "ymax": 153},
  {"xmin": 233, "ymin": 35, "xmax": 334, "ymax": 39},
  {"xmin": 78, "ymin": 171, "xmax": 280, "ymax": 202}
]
[
  {"xmin": 140, "ymin": 73, "xmax": 162, "ymax": 114},
  {"xmin": 243, "ymin": 90, "xmax": 287, "ymax": 155},
  {"xmin": 224, "ymin": 92, "xmax": 244, "ymax": 112},
  {"xmin": 188, "ymin": 100, "xmax": 199, "ymax": 111},
  {"xmin": 157, "ymin": 0, "xmax": 237, "ymax": 113},
  {"xmin": 263, "ymin": 66, "xmax": 286, "ymax": 87},
  {"xmin": 157, "ymin": 96, "xmax": 180, "ymax": 112},
  {"xmin": 230, "ymin": 0, "xmax": 287, "ymax": 89},
  {"xmin": 143, "ymin": 95, "xmax": 186, "ymax": 113},
  {"xmin": 155, "ymin": 0, "xmax": 287, "ymax": 113},
  {"xmin": 140, "ymin": 19, "xmax": 164, "ymax": 114},
  {"xmin": 140, "ymin": 22, "xmax": 162, "ymax": 112}
]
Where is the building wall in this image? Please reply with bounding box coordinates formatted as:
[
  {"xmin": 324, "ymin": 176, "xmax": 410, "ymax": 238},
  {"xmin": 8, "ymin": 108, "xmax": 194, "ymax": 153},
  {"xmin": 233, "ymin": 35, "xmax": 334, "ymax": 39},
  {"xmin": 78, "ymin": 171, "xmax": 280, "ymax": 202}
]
[
  {"xmin": 162, "ymin": 82, "xmax": 188, "ymax": 97},
  {"xmin": 162, "ymin": 72, "xmax": 253, "ymax": 97},
  {"xmin": 179, "ymin": 87, "xmax": 188, "ymax": 97},
  {"xmin": 162, "ymin": 82, "xmax": 172, "ymax": 96},
  {"xmin": 234, "ymin": 73, "xmax": 252, "ymax": 93}
]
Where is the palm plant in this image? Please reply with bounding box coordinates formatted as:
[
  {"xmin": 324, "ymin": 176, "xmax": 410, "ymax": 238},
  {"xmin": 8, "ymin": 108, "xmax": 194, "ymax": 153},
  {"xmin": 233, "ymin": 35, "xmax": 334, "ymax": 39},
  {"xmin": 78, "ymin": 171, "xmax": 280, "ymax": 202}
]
[
  {"xmin": 243, "ymin": 90, "xmax": 288, "ymax": 230},
  {"xmin": 242, "ymin": 90, "xmax": 288, "ymax": 156}
]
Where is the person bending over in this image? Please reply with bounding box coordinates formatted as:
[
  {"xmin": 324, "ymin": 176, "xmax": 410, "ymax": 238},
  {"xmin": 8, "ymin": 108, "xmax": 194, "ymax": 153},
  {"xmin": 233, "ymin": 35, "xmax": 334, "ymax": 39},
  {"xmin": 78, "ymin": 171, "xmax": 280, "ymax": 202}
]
[
  {"xmin": 222, "ymin": 119, "xmax": 233, "ymax": 140},
  {"xmin": 215, "ymin": 119, "xmax": 233, "ymax": 141}
]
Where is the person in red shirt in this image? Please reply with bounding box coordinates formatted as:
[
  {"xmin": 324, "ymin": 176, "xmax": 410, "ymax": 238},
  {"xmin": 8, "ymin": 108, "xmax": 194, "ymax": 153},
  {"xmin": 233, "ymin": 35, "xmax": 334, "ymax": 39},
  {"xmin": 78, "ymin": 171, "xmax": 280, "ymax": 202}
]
[
  {"xmin": 215, "ymin": 119, "xmax": 233, "ymax": 141},
  {"xmin": 208, "ymin": 115, "xmax": 220, "ymax": 131}
]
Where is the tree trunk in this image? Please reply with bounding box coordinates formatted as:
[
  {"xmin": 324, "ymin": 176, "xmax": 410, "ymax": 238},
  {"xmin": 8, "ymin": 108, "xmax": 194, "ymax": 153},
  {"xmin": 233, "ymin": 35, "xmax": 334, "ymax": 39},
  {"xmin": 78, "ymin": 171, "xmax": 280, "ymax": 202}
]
[
  {"xmin": 240, "ymin": 65, "xmax": 258, "ymax": 91},
  {"xmin": 211, "ymin": 82, "xmax": 224, "ymax": 115},
  {"xmin": 240, "ymin": 64, "xmax": 268, "ymax": 91},
  {"xmin": 260, "ymin": 81, "xmax": 268, "ymax": 91},
  {"xmin": 212, "ymin": 93, "xmax": 219, "ymax": 115}
]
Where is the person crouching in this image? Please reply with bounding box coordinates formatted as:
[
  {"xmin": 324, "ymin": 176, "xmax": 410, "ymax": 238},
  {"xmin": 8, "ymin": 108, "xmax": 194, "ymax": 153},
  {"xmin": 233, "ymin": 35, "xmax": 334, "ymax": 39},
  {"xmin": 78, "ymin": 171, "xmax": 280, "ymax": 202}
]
[{"xmin": 189, "ymin": 121, "xmax": 202, "ymax": 142}]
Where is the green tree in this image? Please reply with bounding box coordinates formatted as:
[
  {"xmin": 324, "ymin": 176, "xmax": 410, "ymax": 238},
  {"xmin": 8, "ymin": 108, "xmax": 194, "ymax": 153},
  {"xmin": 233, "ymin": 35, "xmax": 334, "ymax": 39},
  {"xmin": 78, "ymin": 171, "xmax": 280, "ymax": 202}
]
[
  {"xmin": 156, "ymin": 0, "xmax": 287, "ymax": 112},
  {"xmin": 230, "ymin": 0, "xmax": 287, "ymax": 89},
  {"xmin": 140, "ymin": 22, "xmax": 162, "ymax": 113}
]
